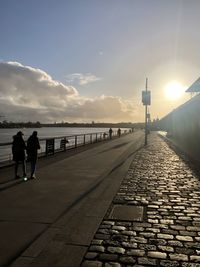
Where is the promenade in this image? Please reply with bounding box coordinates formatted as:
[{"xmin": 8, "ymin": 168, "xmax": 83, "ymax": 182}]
[
  {"xmin": 1, "ymin": 131, "xmax": 200, "ymax": 267},
  {"xmin": 0, "ymin": 130, "xmax": 144, "ymax": 267}
]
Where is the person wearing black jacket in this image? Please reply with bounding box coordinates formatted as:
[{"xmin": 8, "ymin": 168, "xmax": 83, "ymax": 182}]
[
  {"xmin": 12, "ymin": 131, "xmax": 26, "ymax": 179},
  {"xmin": 27, "ymin": 131, "xmax": 40, "ymax": 179}
]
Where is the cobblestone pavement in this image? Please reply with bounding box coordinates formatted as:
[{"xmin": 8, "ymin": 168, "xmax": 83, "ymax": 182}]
[{"xmin": 80, "ymin": 133, "xmax": 200, "ymax": 267}]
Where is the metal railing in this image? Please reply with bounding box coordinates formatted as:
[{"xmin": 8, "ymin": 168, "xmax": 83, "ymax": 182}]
[{"xmin": 0, "ymin": 129, "xmax": 131, "ymax": 166}]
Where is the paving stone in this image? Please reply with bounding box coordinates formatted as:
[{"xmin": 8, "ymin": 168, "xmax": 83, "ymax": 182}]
[
  {"xmin": 95, "ymin": 234, "xmax": 110, "ymax": 240},
  {"xmin": 160, "ymin": 260, "xmax": 179, "ymax": 267},
  {"xmin": 81, "ymin": 260, "xmax": 103, "ymax": 267},
  {"xmin": 111, "ymin": 234, "xmax": 128, "ymax": 242},
  {"xmin": 91, "ymin": 240, "xmax": 103, "ymax": 245},
  {"xmin": 180, "ymin": 231, "xmax": 196, "ymax": 237},
  {"xmin": 119, "ymin": 256, "xmax": 136, "ymax": 264},
  {"xmin": 148, "ymin": 251, "xmax": 167, "ymax": 259},
  {"xmin": 112, "ymin": 226, "xmax": 126, "ymax": 231},
  {"xmin": 107, "ymin": 247, "xmax": 125, "ymax": 254},
  {"xmin": 176, "ymin": 235, "xmax": 193, "ymax": 242},
  {"xmin": 121, "ymin": 241, "xmax": 137, "ymax": 248},
  {"xmin": 146, "ymin": 227, "xmax": 160, "ymax": 233},
  {"xmin": 127, "ymin": 249, "xmax": 145, "ymax": 256},
  {"xmin": 89, "ymin": 245, "xmax": 105, "ymax": 253},
  {"xmin": 130, "ymin": 237, "xmax": 147, "ymax": 243},
  {"xmin": 175, "ymin": 247, "xmax": 195, "ymax": 255},
  {"xmin": 182, "ymin": 263, "xmax": 200, "ymax": 267},
  {"xmin": 185, "ymin": 242, "xmax": 200, "ymax": 249},
  {"xmin": 187, "ymin": 226, "xmax": 200, "ymax": 232},
  {"xmin": 99, "ymin": 253, "xmax": 118, "ymax": 261},
  {"xmin": 85, "ymin": 252, "xmax": 98, "ymax": 260},
  {"xmin": 158, "ymin": 245, "xmax": 174, "ymax": 252},
  {"xmin": 105, "ymin": 263, "xmax": 121, "ymax": 267},
  {"xmin": 168, "ymin": 240, "xmax": 184, "ymax": 247},
  {"xmin": 98, "ymin": 229, "xmax": 111, "ymax": 234},
  {"xmin": 157, "ymin": 234, "xmax": 174, "ymax": 240},
  {"xmin": 171, "ymin": 225, "xmax": 186, "ymax": 231},
  {"xmin": 138, "ymin": 257, "xmax": 157, "ymax": 265},
  {"xmin": 162, "ymin": 229, "xmax": 178, "ymax": 235},
  {"xmin": 190, "ymin": 256, "xmax": 200, "ymax": 262},
  {"xmin": 139, "ymin": 232, "xmax": 155, "ymax": 238},
  {"xmin": 169, "ymin": 253, "xmax": 189, "ymax": 261},
  {"xmin": 103, "ymin": 221, "xmax": 115, "ymax": 226},
  {"xmin": 160, "ymin": 219, "xmax": 174, "ymax": 225},
  {"xmin": 121, "ymin": 230, "xmax": 136, "ymax": 236},
  {"xmin": 149, "ymin": 238, "xmax": 167, "ymax": 246},
  {"xmin": 139, "ymin": 244, "xmax": 157, "ymax": 251}
]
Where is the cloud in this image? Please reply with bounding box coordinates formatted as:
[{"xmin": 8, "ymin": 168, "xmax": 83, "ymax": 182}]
[
  {"xmin": 0, "ymin": 61, "xmax": 139, "ymax": 122},
  {"xmin": 62, "ymin": 95, "xmax": 137, "ymax": 122},
  {"xmin": 66, "ymin": 73, "xmax": 101, "ymax": 85}
]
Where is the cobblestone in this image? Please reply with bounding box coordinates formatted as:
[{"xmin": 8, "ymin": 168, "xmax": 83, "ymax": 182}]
[
  {"xmin": 80, "ymin": 134, "xmax": 200, "ymax": 266},
  {"xmin": 160, "ymin": 260, "xmax": 179, "ymax": 267}
]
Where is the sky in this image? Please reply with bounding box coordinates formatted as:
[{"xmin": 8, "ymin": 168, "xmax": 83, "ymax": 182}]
[{"xmin": 0, "ymin": 0, "xmax": 200, "ymax": 123}]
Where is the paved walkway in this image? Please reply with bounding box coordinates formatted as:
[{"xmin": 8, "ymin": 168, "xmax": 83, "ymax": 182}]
[
  {"xmin": 80, "ymin": 133, "xmax": 200, "ymax": 267},
  {"xmin": 3, "ymin": 132, "xmax": 200, "ymax": 267},
  {"xmin": 0, "ymin": 131, "xmax": 144, "ymax": 267}
]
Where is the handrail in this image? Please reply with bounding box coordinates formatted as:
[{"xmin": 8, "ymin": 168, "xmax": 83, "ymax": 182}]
[
  {"xmin": 0, "ymin": 131, "xmax": 108, "ymax": 146},
  {"xmin": 0, "ymin": 129, "xmax": 132, "ymax": 166}
]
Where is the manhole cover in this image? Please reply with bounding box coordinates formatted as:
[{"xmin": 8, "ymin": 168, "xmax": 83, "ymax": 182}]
[{"xmin": 109, "ymin": 205, "xmax": 144, "ymax": 221}]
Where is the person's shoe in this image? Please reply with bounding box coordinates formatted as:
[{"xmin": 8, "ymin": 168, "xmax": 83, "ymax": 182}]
[{"xmin": 30, "ymin": 175, "xmax": 36, "ymax": 179}]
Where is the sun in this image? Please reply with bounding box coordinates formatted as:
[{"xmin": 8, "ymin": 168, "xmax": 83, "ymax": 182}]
[{"xmin": 164, "ymin": 81, "xmax": 185, "ymax": 100}]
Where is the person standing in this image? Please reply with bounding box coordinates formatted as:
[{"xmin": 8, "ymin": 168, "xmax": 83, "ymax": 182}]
[
  {"xmin": 27, "ymin": 131, "xmax": 40, "ymax": 179},
  {"xmin": 117, "ymin": 128, "xmax": 121, "ymax": 137},
  {"xmin": 109, "ymin": 128, "xmax": 113, "ymax": 139},
  {"xmin": 12, "ymin": 131, "xmax": 26, "ymax": 179}
]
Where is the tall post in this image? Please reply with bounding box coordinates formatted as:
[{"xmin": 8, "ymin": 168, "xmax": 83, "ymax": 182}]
[
  {"xmin": 145, "ymin": 78, "xmax": 148, "ymax": 146},
  {"xmin": 142, "ymin": 79, "xmax": 151, "ymax": 146}
]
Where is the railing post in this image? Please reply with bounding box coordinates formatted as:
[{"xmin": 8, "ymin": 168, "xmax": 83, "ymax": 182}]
[
  {"xmin": 96, "ymin": 133, "xmax": 98, "ymax": 142},
  {"xmin": 90, "ymin": 134, "xmax": 92, "ymax": 144},
  {"xmin": 46, "ymin": 138, "xmax": 55, "ymax": 156},
  {"xmin": 83, "ymin": 134, "xmax": 85, "ymax": 145},
  {"xmin": 75, "ymin": 135, "xmax": 77, "ymax": 148}
]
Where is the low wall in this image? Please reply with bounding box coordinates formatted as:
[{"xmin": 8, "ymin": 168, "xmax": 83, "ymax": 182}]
[{"xmin": 158, "ymin": 94, "xmax": 200, "ymax": 161}]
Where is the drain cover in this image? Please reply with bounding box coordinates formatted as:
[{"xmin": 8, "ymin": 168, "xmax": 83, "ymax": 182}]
[{"xmin": 109, "ymin": 205, "xmax": 144, "ymax": 221}]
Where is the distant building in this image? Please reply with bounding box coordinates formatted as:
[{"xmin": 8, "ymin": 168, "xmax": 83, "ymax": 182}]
[{"xmin": 186, "ymin": 77, "xmax": 200, "ymax": 97}]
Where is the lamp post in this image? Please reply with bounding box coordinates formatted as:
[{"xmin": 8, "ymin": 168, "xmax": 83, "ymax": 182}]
[{"xmin": 142, "ymin": 78, "xmax": 151, "ymax": 146}]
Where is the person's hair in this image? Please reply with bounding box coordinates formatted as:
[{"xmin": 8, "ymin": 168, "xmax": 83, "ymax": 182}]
[{"xmin": 17, "ymin": 131, "xmax": 23, "ymax": 136}]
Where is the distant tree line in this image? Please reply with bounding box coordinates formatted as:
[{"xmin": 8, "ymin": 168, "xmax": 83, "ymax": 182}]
[
  {"xmin": 0, "ymin": 120, "xmax": 145, "ymax": 129},
  {"xmin": 0, "ymin": 121, "xmax": 41, "ymax": 128}
]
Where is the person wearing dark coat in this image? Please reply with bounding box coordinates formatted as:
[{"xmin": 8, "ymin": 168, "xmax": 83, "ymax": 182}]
[
  {"xmin": 12, "ymin": 131, "xmax": 26, "ymax": 179},
  {"xmin": 109, "ymin": 128, "xmax": 113, "ymax": 139},
  {"xmin": 27, "ymin": 131, "xmax": 40, "ymax": 179},
  {"xmin": 117, "ymin": 128, "xmax": 121, "ymax": 137}
]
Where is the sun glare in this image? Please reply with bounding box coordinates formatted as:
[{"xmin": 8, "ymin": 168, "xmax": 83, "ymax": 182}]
[{"xmin": 164, "ymin": 81, "xmax": 185, "ymax": 101}]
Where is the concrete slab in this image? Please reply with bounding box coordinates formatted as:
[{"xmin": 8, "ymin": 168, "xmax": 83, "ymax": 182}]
[
  {"xmin": 9, "ymin": 257, "xmax": 34, "ymax": 267},
  {"xmin": 30, "ymin": 242, "xmax": 87, "ymax": 267},
  {"xmin": 0, "ymin": 221, "xmax": 46, "ymax": 267},
  {"xmin": 22, "ymin": 227, "xmax": 59, "ymax": 258},
  {"xmin": 55, "ymin": 215, "xmax": 102, "ymax": 246},
  {"xmin": 109, "ymin": 205, "xmax": 144, "ymax": 221}
]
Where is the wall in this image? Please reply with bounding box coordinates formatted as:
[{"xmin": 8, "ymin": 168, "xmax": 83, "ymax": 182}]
[{"xmin": 158, "ymin": 94, "xmax": 200, "ymax": 161}]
